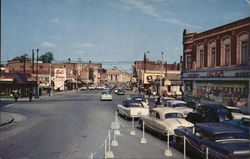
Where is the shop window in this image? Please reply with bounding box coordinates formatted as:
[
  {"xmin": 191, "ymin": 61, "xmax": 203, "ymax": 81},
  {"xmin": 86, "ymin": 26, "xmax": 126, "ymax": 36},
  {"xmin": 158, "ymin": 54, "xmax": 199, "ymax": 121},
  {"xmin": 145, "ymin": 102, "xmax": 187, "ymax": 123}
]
[
  {"xmin": 237, "ymin": 32, "xmax": 249, "ymax": 64},
  {"xmin": 221, "ymin": 37, "xmax": 231, "ymax": 66}
]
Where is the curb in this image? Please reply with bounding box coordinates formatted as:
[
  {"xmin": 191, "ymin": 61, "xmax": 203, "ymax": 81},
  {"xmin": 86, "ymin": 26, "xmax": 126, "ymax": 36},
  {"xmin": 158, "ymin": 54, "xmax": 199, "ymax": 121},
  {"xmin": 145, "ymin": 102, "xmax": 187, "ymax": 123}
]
[{"xmin": 0, "ymin": 113, "xmax": 14, "ymax": 127}]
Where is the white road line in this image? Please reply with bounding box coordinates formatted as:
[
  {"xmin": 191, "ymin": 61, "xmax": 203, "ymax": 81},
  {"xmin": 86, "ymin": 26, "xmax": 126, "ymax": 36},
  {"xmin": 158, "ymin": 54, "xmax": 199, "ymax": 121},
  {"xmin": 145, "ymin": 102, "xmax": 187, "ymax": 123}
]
[{"xmin": 6, "ymin": 104, "xmax": 14, "ymax": 107}]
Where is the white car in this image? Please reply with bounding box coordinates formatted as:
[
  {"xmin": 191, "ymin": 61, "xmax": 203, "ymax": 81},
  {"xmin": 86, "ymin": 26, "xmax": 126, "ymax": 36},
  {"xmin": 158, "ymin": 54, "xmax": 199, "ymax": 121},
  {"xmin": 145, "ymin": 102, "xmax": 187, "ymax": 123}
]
[
  {"xmin": 127, "ymin": 94, "xmax": 149, "ymax": 108},
  {"xmin": 117, "ymin": 100, "xmax": 149, "ymax": 119},
  {"xmin": 159, "ymin": 100, "xmax": 193, "ymax": 117},
  {"xmin": 100, "ymin": 91, "xmax": 112, "ymax": 101},
  {"xmin": 139, "ymin": 107, "xmax": 193, "ymax": 135},
  {"xmin": 225, "ymin": 106, "xmax": 250, "ymax": 120}
]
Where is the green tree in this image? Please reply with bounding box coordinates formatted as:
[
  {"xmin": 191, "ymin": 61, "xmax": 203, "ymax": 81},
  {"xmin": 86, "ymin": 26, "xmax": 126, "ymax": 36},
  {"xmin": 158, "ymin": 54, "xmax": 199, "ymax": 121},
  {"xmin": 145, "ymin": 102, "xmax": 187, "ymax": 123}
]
[{"xmin": 39, "ymin": 52, "xmax": 54, "ymax": 63}]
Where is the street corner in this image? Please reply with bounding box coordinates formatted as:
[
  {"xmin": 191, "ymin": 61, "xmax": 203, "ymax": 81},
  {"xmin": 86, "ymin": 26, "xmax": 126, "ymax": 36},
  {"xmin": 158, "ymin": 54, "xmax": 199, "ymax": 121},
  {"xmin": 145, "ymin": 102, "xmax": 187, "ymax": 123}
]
[{"xmin": 0, "ymin": 112, "xmax": 14, "ymax": 127}]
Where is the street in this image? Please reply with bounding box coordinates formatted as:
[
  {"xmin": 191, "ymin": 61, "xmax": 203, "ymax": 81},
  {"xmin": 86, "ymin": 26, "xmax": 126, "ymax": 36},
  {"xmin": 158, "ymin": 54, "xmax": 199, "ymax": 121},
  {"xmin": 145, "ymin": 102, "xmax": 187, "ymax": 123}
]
[{"xmin": 0, "ymin": 90, "xmax": 189, "ymax": 159}]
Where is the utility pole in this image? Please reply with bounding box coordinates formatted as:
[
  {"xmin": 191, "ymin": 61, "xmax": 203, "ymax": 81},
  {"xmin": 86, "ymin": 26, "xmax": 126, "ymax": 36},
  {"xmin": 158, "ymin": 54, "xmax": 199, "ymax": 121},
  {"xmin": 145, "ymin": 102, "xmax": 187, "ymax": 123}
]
[
  {"xmin": 32, "ymin": 49, "xmax": 34, "ymax": 74},
  {"xmin": 35, "ymin": 49, "xmax": 39, "ymax": 98}
]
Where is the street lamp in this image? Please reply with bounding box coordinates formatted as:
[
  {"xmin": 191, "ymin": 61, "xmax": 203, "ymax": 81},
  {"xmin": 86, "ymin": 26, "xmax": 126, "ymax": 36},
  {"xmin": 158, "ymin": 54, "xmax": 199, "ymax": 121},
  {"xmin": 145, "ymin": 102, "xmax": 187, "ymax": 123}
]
[{"xmin": 35, "ymin": 49, "xmax": 39, "ymax": 98}]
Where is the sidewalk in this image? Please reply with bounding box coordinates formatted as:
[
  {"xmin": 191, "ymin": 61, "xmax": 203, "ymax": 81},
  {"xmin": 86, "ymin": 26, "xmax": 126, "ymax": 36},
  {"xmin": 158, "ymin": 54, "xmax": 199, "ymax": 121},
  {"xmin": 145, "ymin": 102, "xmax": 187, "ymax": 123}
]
[
  {"xmin": 0, "ymin": 112, "xmax": 14, "ymax": 127},
  {"xmin": 0, "ymin": 94, "xmax": 51, "ymax": 102}
]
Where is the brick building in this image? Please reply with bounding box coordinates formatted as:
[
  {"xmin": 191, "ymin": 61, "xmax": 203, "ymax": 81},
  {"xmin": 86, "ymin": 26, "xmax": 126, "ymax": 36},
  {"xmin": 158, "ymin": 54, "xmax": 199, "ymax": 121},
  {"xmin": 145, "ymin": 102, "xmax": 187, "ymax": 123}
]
[
  {"xmin": 182, "ymin": 17, "xmax": 250, "ymax": 113},
  {"xmin": 106, "ymin": 68, "xmax": 132, "ymax": 84},
  {"xmin": 134, "ymin": 59, "xmax": 182, "ymax": 96},
  {"xmin": 5, "ymin": 59, "xmax": 103, "ymax": 90}
]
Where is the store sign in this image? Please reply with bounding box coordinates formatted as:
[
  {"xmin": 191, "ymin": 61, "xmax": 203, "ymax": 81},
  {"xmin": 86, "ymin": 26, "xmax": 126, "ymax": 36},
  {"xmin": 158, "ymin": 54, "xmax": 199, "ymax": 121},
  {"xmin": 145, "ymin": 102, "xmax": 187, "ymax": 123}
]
[
  {"xmin": 187, "ymin": 73, "xmax": 199, "ymax": 78},
  {"xmin": 144, "ymin": 73, "xmax": 164, "ymax": 84},
  {"xmin": 54, "ymin": 68, "xmax": 66, "ymax": 80},
  {"xmin": 207, "ymin": 71, "xmax": 224, "ymax": 77},
  {"xmin": 235, "ymin": 72, "xmax": 250, "ymax": 78}
]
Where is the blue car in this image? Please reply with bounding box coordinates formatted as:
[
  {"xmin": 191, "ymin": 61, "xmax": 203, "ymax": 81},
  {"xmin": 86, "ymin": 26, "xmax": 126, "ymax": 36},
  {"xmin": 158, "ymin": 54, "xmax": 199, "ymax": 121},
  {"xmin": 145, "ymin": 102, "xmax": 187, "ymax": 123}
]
[
  {"xmin": 221, "ymin": 118, "xmax": 250, "ymax": 135},
  {"xmin": 174, "ymin": 122, "xmax": 250, "ymax": 159}
]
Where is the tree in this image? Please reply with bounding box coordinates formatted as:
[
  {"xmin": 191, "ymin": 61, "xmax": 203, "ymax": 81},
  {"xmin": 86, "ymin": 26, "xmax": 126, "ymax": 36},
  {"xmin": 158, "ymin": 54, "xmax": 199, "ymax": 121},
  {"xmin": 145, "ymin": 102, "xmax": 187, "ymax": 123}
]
[{"xmin": 39, "ymin": 52, "xmax": 54, "ymax": 63}]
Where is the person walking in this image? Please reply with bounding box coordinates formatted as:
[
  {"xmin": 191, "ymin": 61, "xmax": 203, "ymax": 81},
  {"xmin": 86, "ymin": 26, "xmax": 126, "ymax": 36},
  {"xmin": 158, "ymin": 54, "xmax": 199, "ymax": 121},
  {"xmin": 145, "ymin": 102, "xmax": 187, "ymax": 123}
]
[
  {"xmin": 29, "ymin": 91, "xmax": 33, "ymax": 102},
  {"xmin": 13, "ymin": 91, "xmax": 19, "ymax": 102}
]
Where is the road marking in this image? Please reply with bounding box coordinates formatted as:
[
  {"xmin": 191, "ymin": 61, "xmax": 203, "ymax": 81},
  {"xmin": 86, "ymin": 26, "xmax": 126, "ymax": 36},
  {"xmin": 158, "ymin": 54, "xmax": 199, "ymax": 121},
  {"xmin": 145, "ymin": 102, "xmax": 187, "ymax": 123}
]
[{"xmin": 6, "ymin": 104, "xmax": 14, "ymax": 107}]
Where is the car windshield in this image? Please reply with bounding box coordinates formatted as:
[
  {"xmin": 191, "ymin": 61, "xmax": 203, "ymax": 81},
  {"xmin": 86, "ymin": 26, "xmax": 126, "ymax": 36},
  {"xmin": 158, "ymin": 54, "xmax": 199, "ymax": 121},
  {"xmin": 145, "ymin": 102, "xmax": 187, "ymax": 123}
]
[
  {"xmin": 173, "ymin": 103, "xmax": 187, "ymax": 108},
  {"xmin": 214, "ymin": 132, "xmax": 248, "ymax": 141},
  {"xmin": 165, "ymin": 113, "xmax": 183, "ymax": 119},
  {"xmin": 217, "ymin": 107, "xmax": 233, "ymax": 121},
  {"xmin": 229, "ymin": 108, "xmax": 241, "ymax": 113},
  {"xmin": 128, "ymin": 102, "xmax": 143, "ymax": 107},
  {"xmin": 102, "ymin": 91, "xmax": 110, "ymax": 95}
]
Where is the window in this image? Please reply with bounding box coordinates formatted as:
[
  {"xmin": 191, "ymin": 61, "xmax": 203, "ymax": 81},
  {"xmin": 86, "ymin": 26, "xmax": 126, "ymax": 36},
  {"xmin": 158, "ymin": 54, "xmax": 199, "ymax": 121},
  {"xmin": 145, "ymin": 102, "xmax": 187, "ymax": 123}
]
[
  {"xmin": 156, "ymin": 113, "xmax": 160, "ymax": 119},
  {"xmin": 208, "ymin": 41, "xmax": 216, "ymax": 67},
  {"xmin": 241, "ymin": 41, "xmax": 249, "ymax": 64},
  {"xmin": 237, "ymin": 32, "xmax": 249, "ymax": 64},
  {"xmin": 197, "ymin": 44, "xmax": 204, "ymax": 68},
  {"xmin": 186, "ymin": 54, "xmax": 192, "ymax": 69},
  {"xmin": 165, "ymin": 113, "xmax": 183, "ymax": 119},
  {"xmin": 221, "ymin": 37, "xmax": 231, "ymax": 66}
]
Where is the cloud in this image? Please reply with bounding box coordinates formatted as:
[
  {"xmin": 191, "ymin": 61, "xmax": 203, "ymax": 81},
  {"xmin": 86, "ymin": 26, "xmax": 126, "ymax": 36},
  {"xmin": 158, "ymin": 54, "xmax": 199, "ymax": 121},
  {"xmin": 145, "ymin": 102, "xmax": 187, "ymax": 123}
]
[
  {"xmin": 39, "ymin": 42, "xmax": 57, "ymax": 48},
  {"xmin": 75, "ymin": 42, "xmax": 95, "ymax": 48},
  {"xmin": 115, "ymin": 0, "xmax": 201, "ymax": 29}
]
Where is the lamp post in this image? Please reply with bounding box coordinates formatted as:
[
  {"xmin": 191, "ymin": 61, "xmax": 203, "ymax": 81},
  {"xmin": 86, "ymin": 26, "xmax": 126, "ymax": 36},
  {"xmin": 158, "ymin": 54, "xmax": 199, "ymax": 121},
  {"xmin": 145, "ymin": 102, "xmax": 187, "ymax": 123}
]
[
  {"xmin": 143, "ymin": 51, "xmax": 150, "ymax": 88},
  {"xmin": 35, "ymin": 49, "xmax": 39, "ymax": 98}
]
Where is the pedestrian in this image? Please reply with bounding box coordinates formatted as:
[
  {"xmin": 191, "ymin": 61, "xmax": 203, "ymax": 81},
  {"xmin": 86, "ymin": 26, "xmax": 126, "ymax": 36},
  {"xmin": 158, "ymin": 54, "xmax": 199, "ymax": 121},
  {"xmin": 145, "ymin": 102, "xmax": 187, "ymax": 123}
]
[
  {"xmin": 29, "ymin": 91, "xmax": 33, "ymax": 102},
  {"xmin": 13, "ymin": 91, "xmax": 18, "ymax": 102},
  {"xmin": 148, "ymin": 88, "xmax": 151, "ymax": 98}
]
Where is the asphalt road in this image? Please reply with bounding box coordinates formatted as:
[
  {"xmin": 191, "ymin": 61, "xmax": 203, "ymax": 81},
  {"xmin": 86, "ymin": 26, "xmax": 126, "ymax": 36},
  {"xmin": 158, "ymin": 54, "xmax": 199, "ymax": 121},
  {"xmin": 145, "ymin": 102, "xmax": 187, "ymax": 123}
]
[{"xmin": 0, "ymin": 90, "xmax": 189, "ymax": 159}]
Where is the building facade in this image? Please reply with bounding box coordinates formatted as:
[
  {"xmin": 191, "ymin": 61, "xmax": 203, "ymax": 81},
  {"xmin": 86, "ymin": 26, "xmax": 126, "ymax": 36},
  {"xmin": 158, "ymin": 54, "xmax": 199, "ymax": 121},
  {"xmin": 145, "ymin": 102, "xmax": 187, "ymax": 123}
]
[
  {"xmin": 182, "ymin": 17, "xmax": 250, "ymax": 113},
  {"xmin": 106, "ymin": 68, "xmax": 132, "ymax": 84},
  {"xmin": 134, "ymin": 59, "xmax": 182, "ymax": 96}
]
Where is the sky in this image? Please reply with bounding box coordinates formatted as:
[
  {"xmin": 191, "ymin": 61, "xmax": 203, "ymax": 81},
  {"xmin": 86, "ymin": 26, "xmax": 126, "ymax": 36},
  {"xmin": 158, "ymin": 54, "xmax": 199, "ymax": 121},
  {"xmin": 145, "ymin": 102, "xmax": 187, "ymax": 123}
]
[{"xmin": 1, "ymin": 0, "xmax": 250, "ymax": 72}]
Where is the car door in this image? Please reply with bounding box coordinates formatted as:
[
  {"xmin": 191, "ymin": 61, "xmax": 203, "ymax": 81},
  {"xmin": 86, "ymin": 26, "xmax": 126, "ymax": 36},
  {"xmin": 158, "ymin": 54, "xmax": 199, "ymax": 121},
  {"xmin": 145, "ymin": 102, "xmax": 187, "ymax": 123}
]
[
  {"xmin": 118, "ymin": 101, "xmax": 127, "ymax": 116},
  {"xmin": 144, "ymin": 110, "xmax": 157, "ymax": 130}
]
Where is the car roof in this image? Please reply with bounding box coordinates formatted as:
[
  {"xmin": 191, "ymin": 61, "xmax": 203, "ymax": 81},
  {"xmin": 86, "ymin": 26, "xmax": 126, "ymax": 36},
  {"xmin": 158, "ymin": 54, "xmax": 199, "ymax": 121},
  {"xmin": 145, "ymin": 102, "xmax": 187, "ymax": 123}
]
[
  {"xmin": 167, "ymin": 100, "xmax": 186, "ymax": 104},
  {"xmin": 199, "ymin": 104, "xmax": 228, "ymax": 110},
  {"xmin": 195, "ymin": 122, "xmax": 245, "ymax": 135},
  {"xmin": 152, "ymin": 107, "xmax": 184, "ymax": 117}
]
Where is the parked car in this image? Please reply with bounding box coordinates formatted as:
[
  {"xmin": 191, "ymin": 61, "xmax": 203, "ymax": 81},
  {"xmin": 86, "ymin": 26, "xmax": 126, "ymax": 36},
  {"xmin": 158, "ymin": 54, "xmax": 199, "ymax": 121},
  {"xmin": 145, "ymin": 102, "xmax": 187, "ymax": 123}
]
[
  {"xmin": 117, "ymin": 100, "xmax": 149, "ymax": 119},
  {"xmin": 221, "ymin": 118, "xmax": 250, "ymax": 135},
  {"xmin": 139, "ymin": 107, "xmax": 193, "ymax": 136},
  {"xmin": 100, "ymin": 90, "xmax": 112, "ymax": 101},
  {"xmin": 79, "ymin": 86, "xmax": 88, "ymax": 91},
  {"xmin": 225, "ymin": 106, "xmax": 250, "ymax": 120},
  {"xmin": 174, "ymin": 122, "xmax": 250, "ymax": 159},
  {"xmin": 186, "ymin": 104, "xmax": 233, "ymax": 123},
  {"xmin": 114, "ymin": 87, "xmax": 123, "ymax": 93},
  {"xmin": 160, "ymin": 100, "xmax": 193, "ymax": 117},
  {"xmin": 89, "ymin": 86, "xmax": 96, "ymax": 90},
  {"xmin": 116, "ymin": 89, "xmax": 125, "ymax": 95},
  {"xmin": 129, "ymin": 94, "xmax": 149, "ymax": 108}
]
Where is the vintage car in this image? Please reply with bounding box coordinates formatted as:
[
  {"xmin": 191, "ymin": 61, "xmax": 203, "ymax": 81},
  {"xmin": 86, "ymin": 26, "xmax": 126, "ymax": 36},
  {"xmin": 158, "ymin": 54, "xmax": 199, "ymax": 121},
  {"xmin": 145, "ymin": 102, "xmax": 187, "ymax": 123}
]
[
  {"xmin": 117, "ymin": 100, "xmax": 149, "ymax": 119},
  {"xmin": 160, "ymin": 100, "xmax": 193, "ymax": 117},
  {"xmin": 128, "ymin": 94, "xmax": 149, "ymax": 108},
  {"xmin": 139, "ymin": 108, "xmax": 193, "ymax": 136},
  {"xmin": 225, "ymin": 106, "xmax": 250, "ymax": 120},
  {"xmin": 100, "ymin": 90, "xmax": 112, "ymax": 101},
  {"xmin": 186, "ymin": 104, "xmax": 233, "ymax": 123},
  {"xmin": 174, "ymin": 122, "xmax": 250, "ymax": 159},
  {"xmin": 116, "ymin": 89, "xmax": 125, "ymax": 95}
]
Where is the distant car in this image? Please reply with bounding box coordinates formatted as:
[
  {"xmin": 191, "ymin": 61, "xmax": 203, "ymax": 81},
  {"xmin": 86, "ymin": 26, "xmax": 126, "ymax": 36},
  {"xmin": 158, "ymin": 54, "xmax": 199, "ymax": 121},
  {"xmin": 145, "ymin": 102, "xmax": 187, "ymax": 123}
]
[
  {"xmin": 116, "ymin": 89, "xmax": 125, "ymax": 95},
  {"xmin": 114, "ymin": 87, "xmax": 123, "ymax": 93},
  {"xmin": 225, "ymin": 106, "xmax": 250, "ymax": 120},
  {"xmin": 100, "ymin": 91, "xmax": 112, "ymax": 101},
  {"xmin": 129, "ymin": 94, "xmax": 149, "ymax": 108},
  {"xmin": 80, "ymin": 86, "xmax": 88, "ymax": 91},
  {"xmin": 117, "ymin": 100, "xmax": 149, "ymax": 119},
  {"xmin": 89, "ymin": 86, "xmax": 96, "ymax": 90},
  {"xmin": 174, "ymin": 122, "xmax": 250, "ymax": 159},
  {"xmin": 186, "ymin": 104, "xmax": 233, "ymax": 123},
  {"xmin": 139, "ymin": 107, "xmax": 193, "ymax": 136},
  {"xmin": 160, "ymin": 100, "xmax": 193, "ymax": 117}
]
